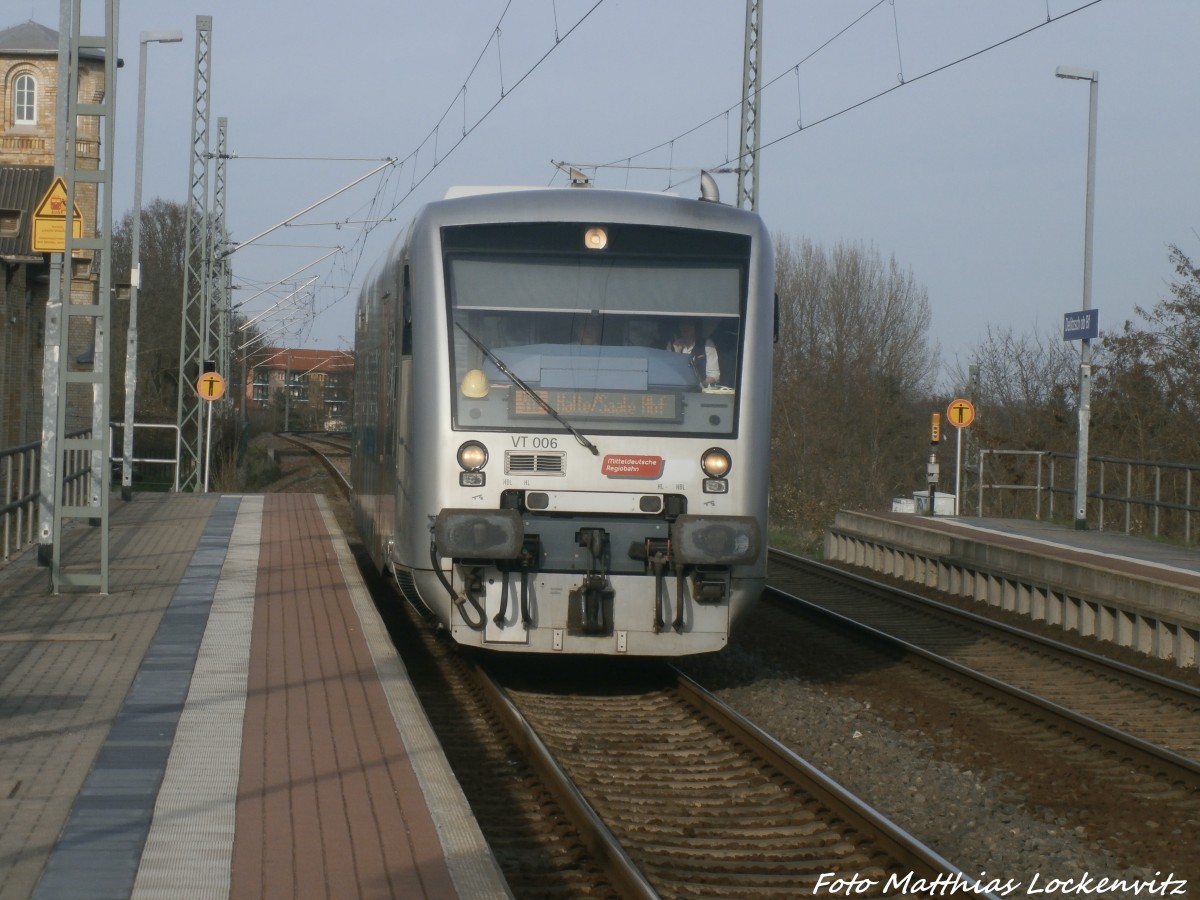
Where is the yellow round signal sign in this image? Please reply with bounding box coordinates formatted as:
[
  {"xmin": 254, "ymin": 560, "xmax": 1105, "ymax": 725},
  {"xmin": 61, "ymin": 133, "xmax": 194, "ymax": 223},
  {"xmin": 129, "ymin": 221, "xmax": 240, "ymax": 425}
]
[
  {"xmin": 946, "ymin": 398, "xmax": 975, "ymax": 428},
  {"xmin": 196, "ymin": 372, "xmax": 226, "ymax": 402}
]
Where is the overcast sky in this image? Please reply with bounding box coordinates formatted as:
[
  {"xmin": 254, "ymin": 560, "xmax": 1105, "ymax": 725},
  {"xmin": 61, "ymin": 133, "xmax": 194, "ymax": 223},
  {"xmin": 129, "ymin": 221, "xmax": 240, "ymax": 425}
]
[{"xmin": 53, "ymin": 0, "xmax": 1198, "ymax": 385}]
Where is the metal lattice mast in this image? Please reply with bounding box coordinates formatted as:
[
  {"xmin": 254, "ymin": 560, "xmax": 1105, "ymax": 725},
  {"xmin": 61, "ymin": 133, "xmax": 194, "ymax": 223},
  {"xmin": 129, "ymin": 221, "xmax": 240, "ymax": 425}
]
[
  {"xmin": 35, "ymin": 1, "xmax": 73, "ymax": 565},
  {"xmin": 49, "ymin": 0, "xmax": 118, "ymax": 592},
  {"xmin": 213, "ymin": 117, "xmax": 230, "ymax": 383},
  {"xmin": 175, "ymin": 15, "xmax": 212, "ymax": 492},
  {"xmin": 736, "ymin": 0, "xmax": 763, "ymax": 212}
]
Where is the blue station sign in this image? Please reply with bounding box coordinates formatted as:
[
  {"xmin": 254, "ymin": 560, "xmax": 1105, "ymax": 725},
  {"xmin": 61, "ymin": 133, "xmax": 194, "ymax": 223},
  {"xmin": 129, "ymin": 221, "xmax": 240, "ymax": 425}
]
[{"xmin": 1063, "ymin": 309, "xmax": 1099, "ymax": 341}]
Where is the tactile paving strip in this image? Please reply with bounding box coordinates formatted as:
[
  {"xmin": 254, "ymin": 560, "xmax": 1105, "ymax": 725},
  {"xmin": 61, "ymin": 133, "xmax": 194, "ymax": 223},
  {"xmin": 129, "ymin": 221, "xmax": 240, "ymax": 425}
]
[
  {"xmin": 32, "ymin": 496, "xmax": 242, "ymax": 900},
  {"xmin": 130, "ymin": 495, "xmax": 263, "ymax": 899}
]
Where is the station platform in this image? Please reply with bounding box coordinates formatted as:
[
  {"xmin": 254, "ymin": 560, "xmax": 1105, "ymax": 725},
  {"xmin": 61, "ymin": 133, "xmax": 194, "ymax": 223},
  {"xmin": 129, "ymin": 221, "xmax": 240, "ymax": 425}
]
[
  {"xmin": 825, "ymin": 510, "xmax": 1200, "ymax": 670},
  {"xmin": 0, "ymin": 493, "xmax": 510, "ymax": 900}
]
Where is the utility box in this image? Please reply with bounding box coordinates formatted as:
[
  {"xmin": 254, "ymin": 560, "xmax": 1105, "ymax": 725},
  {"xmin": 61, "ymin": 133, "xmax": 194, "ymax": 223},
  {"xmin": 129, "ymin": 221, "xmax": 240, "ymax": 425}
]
[
  {"xmin": 912, "ymin": 491, "xmax": 956, "ymax": 516},
  {"xmin": 891, "ymin": 497, "xmax": 917, "ymax": 514}
]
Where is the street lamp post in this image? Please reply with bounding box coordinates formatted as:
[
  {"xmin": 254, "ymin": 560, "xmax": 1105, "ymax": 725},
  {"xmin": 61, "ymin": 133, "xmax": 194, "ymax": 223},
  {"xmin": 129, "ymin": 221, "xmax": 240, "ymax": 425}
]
[
  {"xmin": 122, "ymin": 30, "xmax": 183, "ymax": 501},
  {"xmin": 1056, "ymin": 64, "xmax": 1099, "ymax": 531}
]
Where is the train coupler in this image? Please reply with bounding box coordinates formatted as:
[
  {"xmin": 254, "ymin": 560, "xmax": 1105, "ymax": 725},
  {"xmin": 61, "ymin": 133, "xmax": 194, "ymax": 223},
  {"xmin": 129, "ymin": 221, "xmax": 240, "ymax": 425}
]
[
  {"xmin": 569, "ymin": 574, "xmax": 614, "ymax": 636},
  {"xmin": 568, "ymin": 528, "xmax": 614, "ymax": 636}
]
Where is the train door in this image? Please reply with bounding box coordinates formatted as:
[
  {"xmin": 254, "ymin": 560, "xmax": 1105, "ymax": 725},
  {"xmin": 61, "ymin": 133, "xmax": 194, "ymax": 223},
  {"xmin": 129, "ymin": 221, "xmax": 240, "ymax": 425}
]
[{"xmin": 393, "ymin": 263, "xmax": 414, "ymax": 557}]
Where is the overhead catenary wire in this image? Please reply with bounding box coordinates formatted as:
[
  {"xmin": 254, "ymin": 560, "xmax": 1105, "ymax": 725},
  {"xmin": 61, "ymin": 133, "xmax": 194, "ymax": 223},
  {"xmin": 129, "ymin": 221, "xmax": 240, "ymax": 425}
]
[
  {"xmin": 237, "ymin": 1, "xmax": 609, "ymax": 342},
  {"xmin": 737, "ymin": 0, "xmax": 1107, "ymax": 177},
  {"xmin": 583, "ymin": 0, "xmax": 892, "ymax": 178},
  {"xmin": 574, "ymin": 0, "xmax": 1105, "ymax": 194},
  {"xmin": 245, "ymin": 0, "xmax": 1105, "ymax": 344}
]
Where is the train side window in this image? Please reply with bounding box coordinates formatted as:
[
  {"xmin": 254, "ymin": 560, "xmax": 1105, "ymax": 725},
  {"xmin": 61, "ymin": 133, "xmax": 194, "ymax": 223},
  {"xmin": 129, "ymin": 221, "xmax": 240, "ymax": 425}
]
[
  {"xmin": 384, "ymin": 363, "xmax": 398, "ymax": 456},
  {"xmin": 401, "ymin": 264, "xmax": 413, "ymax": 355}
]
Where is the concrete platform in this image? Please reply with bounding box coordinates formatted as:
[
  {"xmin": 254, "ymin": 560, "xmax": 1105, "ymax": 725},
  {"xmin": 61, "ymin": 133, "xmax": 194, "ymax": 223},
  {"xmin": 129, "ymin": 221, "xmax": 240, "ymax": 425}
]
[
  {"xmin": 0, "ymin": 492, "xmax": 510, "ymax": 900},
  {"xmin": 825, "ymin": 510, "xmax": 1200, "ymax": 670}
]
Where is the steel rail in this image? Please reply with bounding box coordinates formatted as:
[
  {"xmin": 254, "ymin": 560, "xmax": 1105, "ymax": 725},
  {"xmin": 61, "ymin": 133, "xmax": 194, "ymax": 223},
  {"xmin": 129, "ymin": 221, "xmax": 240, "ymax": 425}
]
[
  {"xmin": 771, "ymin": 548, "xmax": 1200, "ymax": 701},
  {"xmin": 671, "ymin": 668, "xmax": 1002, "ymax": 897},
  {"xmin": 275, "ymin": 432, "xmax": 352, "ymax": 497},
  {"xmin": 763, "ymin": 575, "xmax": 1200, "ymax": 785},
  {"xmin": 470, "ymin": 663, "xmax": 659, "ymax": 899}
]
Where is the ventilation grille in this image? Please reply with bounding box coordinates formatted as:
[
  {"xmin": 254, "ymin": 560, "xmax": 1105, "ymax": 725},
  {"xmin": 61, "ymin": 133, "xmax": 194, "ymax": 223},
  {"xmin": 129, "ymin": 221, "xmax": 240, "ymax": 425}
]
[{"xmin": 505, "ymin": 451, "xmax": 566, "ymax": 476}]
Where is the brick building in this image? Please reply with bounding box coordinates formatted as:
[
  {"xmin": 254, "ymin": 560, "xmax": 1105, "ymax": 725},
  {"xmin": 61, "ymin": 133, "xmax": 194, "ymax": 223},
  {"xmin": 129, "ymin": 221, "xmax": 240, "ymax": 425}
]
[
  {"xmin": 0, "ymin": 19, "xmax": 105, "ymax": 450},
  {"xmin": 246, "ymin": 347, "xmax": 354, "ymax": 432}
]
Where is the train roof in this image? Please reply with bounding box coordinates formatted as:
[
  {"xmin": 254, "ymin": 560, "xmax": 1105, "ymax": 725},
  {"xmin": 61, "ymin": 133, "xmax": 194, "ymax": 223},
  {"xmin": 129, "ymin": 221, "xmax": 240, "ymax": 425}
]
[
  {"xmin": 419, "ymin": 185, "xmax": 769, "ymax": 239},
  {"xmin": 443, "ymin": 185, "xmax": 678, "ymax": 200}
]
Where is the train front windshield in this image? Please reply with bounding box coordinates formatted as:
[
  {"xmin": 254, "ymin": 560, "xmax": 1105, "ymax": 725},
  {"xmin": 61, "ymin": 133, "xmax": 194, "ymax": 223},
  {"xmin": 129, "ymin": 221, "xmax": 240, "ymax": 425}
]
[{"xmin": 445, "ymin": 222, "xmax": 751, "ymax": 437}]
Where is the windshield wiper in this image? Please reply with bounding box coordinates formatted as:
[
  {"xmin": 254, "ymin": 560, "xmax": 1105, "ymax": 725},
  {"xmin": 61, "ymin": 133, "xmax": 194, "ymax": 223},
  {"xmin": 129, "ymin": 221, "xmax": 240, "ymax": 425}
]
[{"xmin": 455, "ymin": 322, "xmax": 600, "ymax": 456}]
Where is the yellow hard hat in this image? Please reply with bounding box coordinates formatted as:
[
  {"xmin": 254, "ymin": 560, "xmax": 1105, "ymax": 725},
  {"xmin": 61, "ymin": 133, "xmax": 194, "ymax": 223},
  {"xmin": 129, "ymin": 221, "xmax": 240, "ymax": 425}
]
[{"xmin": 460, "ymin": 368, "xmax": 489, "ymax": 399}]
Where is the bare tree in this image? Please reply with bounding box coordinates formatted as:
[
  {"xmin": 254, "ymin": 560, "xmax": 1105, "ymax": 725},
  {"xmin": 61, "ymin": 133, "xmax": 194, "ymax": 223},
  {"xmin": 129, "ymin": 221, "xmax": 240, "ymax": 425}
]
[
  {"xmin": 945, "ymin": 246, "xmax": 1200, "ymax": 526},
  {"xmin": 1094, "ymin": 244, "xmax": 1200, "ymax": 461},
  {"xmin": 948, "ymin": 324, "xmax": 1078, "ymax": 452},
  {"xmin": 942, "ymin": 325, "xmax": 1077, "ymax": 518},
  {"xmin": 109, "ymin": 199, "xmax": 188, "ymax": 421},
  {"xmin": 771, "ymin": 236, "xmax": 935, "ymax": 545}
]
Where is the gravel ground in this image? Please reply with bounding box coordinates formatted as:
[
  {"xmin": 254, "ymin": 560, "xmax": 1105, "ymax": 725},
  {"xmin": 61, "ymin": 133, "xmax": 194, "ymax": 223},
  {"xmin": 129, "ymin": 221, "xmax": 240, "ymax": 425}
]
[{"xmin": 677, "ymin": 607, "xmax": 1188, "ymax": 899}]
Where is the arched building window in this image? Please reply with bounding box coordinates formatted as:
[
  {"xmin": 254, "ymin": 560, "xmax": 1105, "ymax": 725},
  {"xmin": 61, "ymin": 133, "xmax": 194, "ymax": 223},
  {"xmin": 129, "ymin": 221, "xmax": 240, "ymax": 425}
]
[{"xmin": 15, "ymin": 72, "xmax": 36, "ymax": 124}]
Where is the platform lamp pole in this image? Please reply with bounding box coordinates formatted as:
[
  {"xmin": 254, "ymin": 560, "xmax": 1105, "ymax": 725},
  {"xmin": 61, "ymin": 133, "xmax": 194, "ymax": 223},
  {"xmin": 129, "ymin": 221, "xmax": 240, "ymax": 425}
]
[
  {"xmin": 1056, "ymin": 65, "xmax": 1098, "ymax": 531},
  {"xmin": 122, "ymin": 29, "xmax": 183, "ymax": 500}
]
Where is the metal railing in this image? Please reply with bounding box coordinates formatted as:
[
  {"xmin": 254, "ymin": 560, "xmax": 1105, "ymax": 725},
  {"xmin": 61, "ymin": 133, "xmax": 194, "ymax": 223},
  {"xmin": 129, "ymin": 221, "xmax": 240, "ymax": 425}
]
[
  {"xmin": 978, "ymin": 449, "xmax": 1198, "ymax": 546},
  {"xmin": 1, "ymin": 429, "xmax": 93, "ymax": 564},
  {"xmin": 1, "ymin": 424, "xmax": 181, "ymax": 564},
  {"xmin": 2, "ymin": 439, "xmax": 40, "ymax": 563},
  {"xmin": 108, "ymin": 423, "xmax": 182, "ymax": 492}
]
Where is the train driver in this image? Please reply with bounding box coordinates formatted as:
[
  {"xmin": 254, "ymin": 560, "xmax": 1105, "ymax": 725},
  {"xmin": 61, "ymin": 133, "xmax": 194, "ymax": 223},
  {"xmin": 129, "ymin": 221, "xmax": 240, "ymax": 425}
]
[
  {"xmin": 667, "ymin": 319, "xmax": 720, "ymax": 386},
  {"xmin": 571, "ymin": 315, "xmax": 603, "ymax": 345}
]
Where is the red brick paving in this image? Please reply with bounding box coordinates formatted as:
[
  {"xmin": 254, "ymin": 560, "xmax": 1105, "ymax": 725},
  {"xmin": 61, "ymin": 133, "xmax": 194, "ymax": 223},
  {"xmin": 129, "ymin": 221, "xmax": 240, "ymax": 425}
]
[{"xmin": 231, "ymin": 494, "xmax": 458, "ymax": 899}]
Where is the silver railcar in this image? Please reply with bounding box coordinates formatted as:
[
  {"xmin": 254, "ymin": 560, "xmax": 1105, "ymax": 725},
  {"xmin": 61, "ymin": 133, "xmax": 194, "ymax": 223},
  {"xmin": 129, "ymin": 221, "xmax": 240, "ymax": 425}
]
[{"xmin": 352, "ymin": 186, "xmax": 774, "ymax": 655}]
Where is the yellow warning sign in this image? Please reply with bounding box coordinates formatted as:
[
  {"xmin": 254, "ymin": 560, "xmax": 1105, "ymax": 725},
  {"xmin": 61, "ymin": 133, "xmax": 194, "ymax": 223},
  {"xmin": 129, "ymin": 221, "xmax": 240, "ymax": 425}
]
[
  {"xmin": 196, "ymin": 372, "xmax": 226, "ymax": 402},
  {"xmin": 31, "ymin": 177, "xmax": 84, "ymax": 253},
  {"xmin": 946, "ymin": 398, "xmax": 976, "ymax": 429}
]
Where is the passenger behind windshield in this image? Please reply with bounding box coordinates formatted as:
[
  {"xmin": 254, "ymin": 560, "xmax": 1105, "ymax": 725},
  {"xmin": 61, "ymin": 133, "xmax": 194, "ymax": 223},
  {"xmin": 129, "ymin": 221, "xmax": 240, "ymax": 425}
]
[
  {"xmin": 571, "ymin": 316, "xmax": 603, "ymax": 345},
  {"xmin": 460, "ymin": 311, "xmax": 734, "ymax": 394},
  {"xmin": 667, "ymin": 318, "xmax": 720, "ymax": 387}
]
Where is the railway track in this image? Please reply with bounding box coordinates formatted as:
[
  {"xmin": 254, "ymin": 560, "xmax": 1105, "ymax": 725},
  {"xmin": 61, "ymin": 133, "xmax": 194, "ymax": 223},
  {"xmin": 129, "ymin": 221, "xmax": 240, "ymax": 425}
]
[
  {"xmin": 274, "ymin": 431, "xmax": 351, "ymax": 493},
  {"xmin": 768, "ymin": 550, "xmax": 1200, "ymax": 764},
  {"xmin": 493, "ymin": 660, "xmax": 994, "ymax": 898},
  {"xmin": 369, "ymin": 548, "xmax": 996, "ymax": 897},
  {"xmin": 373, "ymin": 582, "xmax": 625, "ymax": 898},
  {"xmin": 761, "ymin": 550, "xmax": 1200, "ymax": 884}
]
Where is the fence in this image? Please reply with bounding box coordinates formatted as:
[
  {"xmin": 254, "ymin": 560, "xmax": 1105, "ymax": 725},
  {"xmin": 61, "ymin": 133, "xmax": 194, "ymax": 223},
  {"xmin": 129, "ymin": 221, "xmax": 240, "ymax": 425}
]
[
  {"xmin": 1, "ymin": 424, "xmax": 180, "ymax": 564},
  {"xmin": 1, "ymin": 439, "xmax": 39, "ymax": 563},
  {"xmin": 977, "ymin": 449, "xmax": 1198, "ymax": 546},
  {"xmin": 108, "ymin": 423, "xmax": 182, "ymax": 492},
  {"xmin": 1, "ymin": 429, "xmax": 92, "ymax": 564}
]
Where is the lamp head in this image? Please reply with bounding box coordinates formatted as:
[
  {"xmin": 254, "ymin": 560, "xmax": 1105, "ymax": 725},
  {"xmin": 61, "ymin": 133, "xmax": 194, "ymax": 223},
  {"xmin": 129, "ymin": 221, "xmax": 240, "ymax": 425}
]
[
  {"xmin": 1055, "ymin": 65, "xmax": 1097, "ymax": 82},
  {"xmin": 141, "ymin": 30, "xmax": 183, "ymax": 44}
]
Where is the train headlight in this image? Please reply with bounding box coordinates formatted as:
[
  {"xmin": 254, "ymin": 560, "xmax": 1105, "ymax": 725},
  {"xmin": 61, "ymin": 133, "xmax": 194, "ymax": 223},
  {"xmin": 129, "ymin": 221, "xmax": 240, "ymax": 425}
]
[
  {"xmin": 700, "ymin": 447, "xmax": 732, "ymax": 479},
  {"xmin": 457, "ymin": 441, "xmax": 489, "ymax": 486},
  {"xmin": 584, "ymin": 226, "xmax": 608, "ymax": 250},
  {"xmin": 457, "ymin": 441, "xmax": 488, "ymax": 471}
]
